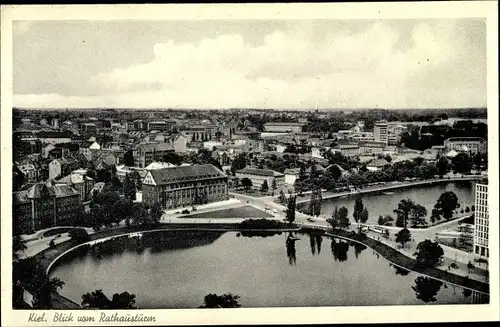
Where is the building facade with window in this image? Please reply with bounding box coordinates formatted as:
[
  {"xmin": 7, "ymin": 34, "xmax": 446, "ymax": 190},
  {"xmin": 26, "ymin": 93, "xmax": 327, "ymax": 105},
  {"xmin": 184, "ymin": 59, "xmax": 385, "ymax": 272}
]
[
  {"xmin": 444, "ymin": 137, "xmax": 487, "ymax": 154},
  {"xmin": 473, "ymin": 182, "xmax": 489, "ymax": 258},
  {"xmin": 134, "ymin": 142, "xmax": 176, "ymax": 168},
  {"xmin": 263, "ymin": 122, "xmax": 304, "ymax": 133},
  {"xmin": 373, "ymin": 122, "xmax": 388, "ymax": 144},
  {"xmin": 235, "ymin": 167, "xmax": 285, "ymax": 190},
  {"xmin": 13, "ymin": 180, "xmax": 81, "ymax": 235},
  {"xmin": 142, "ymin": 164, "xmax": 228, "ymax": 210}
]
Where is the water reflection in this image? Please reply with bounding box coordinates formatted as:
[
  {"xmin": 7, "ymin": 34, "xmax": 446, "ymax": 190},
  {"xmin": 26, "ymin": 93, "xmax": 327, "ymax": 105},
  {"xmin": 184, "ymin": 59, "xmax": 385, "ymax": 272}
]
[
  {"xmin": 331, "ymin": 239, "xmax": 349, "ymax": 262},
  {"xmin": 350, "ymin": 241, "xmax": 367, "ymax": 259},
  {"xmin": 316, "ymin": 235, "xmax": 322, "ymax": 255},
  {"xmin": 239, "ymin": 231, "xmax": 283, "ymax": 238},
  {"xmin": 286, "ymin": 232, "xmax": 298, "ymax": 265},
  {"xmin": 309, "ymin": 234, "xmax": 324, "ymax": 256},
  {"xmin": 389, "ymin": 263, "xmax": 411, "ymax": 276},
  {"xmin": 412, "ymin": 276, "xmax": 443, "ymax": 303},
  {"xmin": 309, "ymin": 235, "xmax": 316, "ymax": 256}
]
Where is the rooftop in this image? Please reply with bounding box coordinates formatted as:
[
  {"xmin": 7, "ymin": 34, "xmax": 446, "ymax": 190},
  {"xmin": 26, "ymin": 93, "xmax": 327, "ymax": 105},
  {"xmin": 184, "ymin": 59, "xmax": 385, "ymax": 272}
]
[
  {"xmin": 148, "ymin": 164, "xmax": 227, "ymax": 185},
  {"xmin": 137, "ymin": 142, "xmax": 175, "ymax": 152},
  {"xmin": 235, "ymin": 167, "xmax": 285, "ymax": 177},
  {"xmin": 445, "ymin": 137, "xmax": 486, "ymax": 142}
]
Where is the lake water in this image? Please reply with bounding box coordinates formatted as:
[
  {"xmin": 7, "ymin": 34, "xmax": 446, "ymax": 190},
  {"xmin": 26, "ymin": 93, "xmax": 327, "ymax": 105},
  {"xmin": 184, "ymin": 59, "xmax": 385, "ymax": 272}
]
[
  {"xmin": 297, "ymin": 181, "xmax": 474, "ymax": 224},
  {"xmin": 49, "ymin": 229, "xmax": 488, "ymax": 309}
]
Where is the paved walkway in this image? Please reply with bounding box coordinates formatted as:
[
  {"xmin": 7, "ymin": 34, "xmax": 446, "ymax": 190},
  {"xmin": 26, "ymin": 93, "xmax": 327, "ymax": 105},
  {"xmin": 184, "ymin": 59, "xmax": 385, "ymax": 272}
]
[{"xmin": 292, "ymin": 175, "xmax": 483, "ymax": 204}]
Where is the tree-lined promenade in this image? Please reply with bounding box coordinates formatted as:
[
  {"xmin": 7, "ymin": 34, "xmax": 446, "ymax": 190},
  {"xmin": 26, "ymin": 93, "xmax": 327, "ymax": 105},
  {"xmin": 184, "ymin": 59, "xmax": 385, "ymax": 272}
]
[{"xmin": 296, "ymin": 175, "xmax": 483, "ymax": 204}]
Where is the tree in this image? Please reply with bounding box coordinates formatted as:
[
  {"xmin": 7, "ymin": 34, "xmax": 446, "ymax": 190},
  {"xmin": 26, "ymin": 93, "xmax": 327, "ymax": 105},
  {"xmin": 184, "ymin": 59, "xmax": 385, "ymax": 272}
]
[
  {"xmin": 199, "ymin": 293, "xmax": 241, "ymax": 308},
  {"xmin": 436, "ymin": 156, "xmax": 449, "ymax": 178},
  {"xmin": 123, "ymin": 150, "xmax": 135, "ymax": 167},
  {"xmin": 30, "ymin": 268, "xmax": 65, "ymax": 309},
  {"xmin": 409, "ymin": 204, "xmax": 428, "ymax": 228},
  {"xmin": 327, "ymin": 206, "xmax": 339, "ymax": 230},
  {"xmin": 241, "ymin": 177, "xmax": 253, "ymax": 191},
  {"xmin": 353, "ymin": 197, "xmax": 364, "ymax": 226},
  {"xmin": 271, "ymin": 179, "xmax": 277, "ymax": 196},
  {"xmin": 309, "ymin": 187, "xmax": 322, "ymax": 217},
  {"xmin": 13, "ymin": 235, "xmax": 27, "ymax": 262},
  {"xmin": 69, "ymin": 228, "xmax": 90, "ymax": 244},
  {"xmin": 131, "ymin": 202, "xmax": 148, "ymax": 226},
  {"xmin": 473, "ymin": 152, "xmax": 482, "ymax": 170},
  {"xmin": 278, "ymin": 190, "xmax": 287, "ymax": 205},
  {"xmin": 377, "ymin": 215, "xmax": 394, "ymax": 226},
  {"xmin": 123, "ymin": 173, "xmax": 136, "ymax": 200},
  {"xmin": 329, "ymin": 164, "xmax": 342, "ymax": 180},
  {"xmin": 433, "ymin": 191, "xmax": 460, "ymax": 221},
  {"xmin": 394, "ymin": 199, "xmax": 414, "ymax": 228},
  {"xmin": 414, "ymin": 240, "xmax": 444, "ymax": 268},
  {"xmin": 337, "ymin": 206, "xmax": 350, "ymax": 229},
  {"xmin": 452, "ymin": 153, "xmax": 473, "ymax": 175},
  {"xmin": 230, "ymin": 153, "xmax": 247, "ymax": 175},
  {"xmin": 81, "ymin": 289, "xmax": 137, "ymax": 309},
  {"xmin": 261, "ymin": 180, "xmax": 269, "ymax": 194},
  {"xmin": 360, "ymin": 207, "xmax": 369, "ymax": 225},
  {"xmin": 395, "ymin": 228, "xmax": 411, "ymax": 248},
  {"xmin": 286, "ymin": 195, "xmax": 297, "ymax": 224},
  {"xmin": 150, "ymin": 201, "xmax": 163, "ymax": 225}
]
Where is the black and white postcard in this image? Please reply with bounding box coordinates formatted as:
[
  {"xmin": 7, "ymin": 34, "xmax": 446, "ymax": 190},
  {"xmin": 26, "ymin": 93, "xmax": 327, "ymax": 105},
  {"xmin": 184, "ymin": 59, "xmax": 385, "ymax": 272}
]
[{"xmin": 1, "ymin": 2, "xmax": 498, "ymax": 325}]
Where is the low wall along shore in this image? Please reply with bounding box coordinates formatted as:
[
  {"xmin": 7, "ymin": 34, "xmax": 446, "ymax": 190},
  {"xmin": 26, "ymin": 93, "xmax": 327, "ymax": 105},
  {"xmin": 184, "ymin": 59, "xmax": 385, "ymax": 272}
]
[{"xmin": 25, "ymin": 221, "xmax": 489, "ymax": 309}]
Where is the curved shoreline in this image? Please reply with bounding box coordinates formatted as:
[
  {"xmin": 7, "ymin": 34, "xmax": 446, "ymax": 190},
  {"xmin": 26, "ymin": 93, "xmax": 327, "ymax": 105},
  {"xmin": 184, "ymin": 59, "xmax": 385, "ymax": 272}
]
[
  {"xmin": 323, "ymin": 231, "xmax": 489, "ymax": 296},
  {"xmin": 296, "ymin": 176, "xmax": 483, "ymax": 204},
  {"xmin": 301, "ymin": 226, "xmax": 489, "ymax": 295},
  {"xmin": 44, "ymin": 226, "xmax": 299, "ymax": 275},
  {"xmin": 32, "ymin": 222, "xmax": 488, "ymax": 309}
]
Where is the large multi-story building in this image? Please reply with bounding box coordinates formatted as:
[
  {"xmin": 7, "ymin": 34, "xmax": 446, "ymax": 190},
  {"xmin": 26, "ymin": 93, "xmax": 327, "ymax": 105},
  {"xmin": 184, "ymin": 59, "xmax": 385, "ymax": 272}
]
[
  {"xmin": 373, "ymin": 122, "xmax": 388, "ymax": 144},
  {"xmin": 142, "ymin": 164, "xmax": 228, "ymax": 210},
  {"xmin": 134, "ymin": 142, "xmax": 175, "ymax": 168},
  {"xmin": 332, "ymin": 144, "xmax": 360, "ymax": 157},
  {"xmin": 181, "ymin": 125, "xmax": 218, "ymax": 142},
  {"xmin": 263, "ymin": 122, "xmax": 304, "ymax": 133},
  {"xmin": 235, "ymin": 167, "xmax": 285, "ymax": 190},
  {"xmin": 358, "ymin": 140, "xmax": 386, "ymax": 155},
  {"xmin": 13, "ymin": 180, "xmax": 81, "ymax": 235},
  {"xmin": 387, "ymin": 123, "xmax": 407, "ymax": 145},
  {"xmin": 147, "ymin": 120, "xmax": 176, "ymax": 132},
  {"xmin": 56, "ymin": 173, "xmax": 95, "ymax": 203},
  {"xmin": 473, "ymin": 182, "xmax": 489, "ymax": 258},
  {"xmin": 444, "ymin": 137, "xmax": 487, "ymax": 154}
]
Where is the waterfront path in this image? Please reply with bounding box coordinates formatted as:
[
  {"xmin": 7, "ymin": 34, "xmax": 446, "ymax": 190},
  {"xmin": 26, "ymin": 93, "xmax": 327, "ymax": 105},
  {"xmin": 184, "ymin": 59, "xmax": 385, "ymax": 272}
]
[
  {"xmin": 295, "ymin": 175, "xmax": 483, "ymax": 204},
  {"xmin": 300, "ymin": 223, "xmax": 489, "ymax": 295}
]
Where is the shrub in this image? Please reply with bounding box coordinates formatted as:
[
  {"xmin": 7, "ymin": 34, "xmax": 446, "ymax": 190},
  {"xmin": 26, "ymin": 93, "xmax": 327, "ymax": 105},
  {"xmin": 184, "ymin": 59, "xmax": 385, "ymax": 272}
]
[
  {"xmin": 239, "ymin": 218, "xmax": 287, "ymax": 229},
  {"xmin": 181, "ymin": 209, "xmax": 190, "ymax": 214},
  {"xmin": 69, "ymin": 228, "xmax": 90, "ymax": 244}
]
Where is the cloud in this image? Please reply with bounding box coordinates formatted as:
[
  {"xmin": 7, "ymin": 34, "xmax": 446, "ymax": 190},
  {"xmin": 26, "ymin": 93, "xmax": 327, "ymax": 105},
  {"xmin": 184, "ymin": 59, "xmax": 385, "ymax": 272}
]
[{"xmin": 14, "ymin": 20, "xmax": 486, "ymax": 109}]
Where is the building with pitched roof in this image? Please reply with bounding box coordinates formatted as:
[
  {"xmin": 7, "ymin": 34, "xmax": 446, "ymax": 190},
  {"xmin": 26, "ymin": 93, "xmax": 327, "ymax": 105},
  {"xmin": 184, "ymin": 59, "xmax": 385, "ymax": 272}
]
[
  {"xmin": 444, "ymin": 137, "xmax": 487, "ymax": 154},
  {"xmin": 12, "ymin": 180, "xmax": 81, "ymax": 234},
  {"xmin": 134, "ymin": 142, "xmax": 175, "ymax": 168},
  {"xmin": 235, "ymin": 167, "xmax": 285, "ymax": 190},
  {"xmin": 367, "ymin": 158, "xmax": 390, "ymax": 172},
  {"xmin": 56, "ymin": 173, "xmax": 95, "ymax": 202},
  {"xmin": 142, "ymin": 164, "xmax": 228, "ymax": 209}
]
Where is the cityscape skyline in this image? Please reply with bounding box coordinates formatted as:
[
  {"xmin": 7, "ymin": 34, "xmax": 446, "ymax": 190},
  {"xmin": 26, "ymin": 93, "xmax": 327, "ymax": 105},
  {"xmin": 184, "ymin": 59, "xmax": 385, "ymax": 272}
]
[{"xmin": 13, "ymin": 19, "xmax": 486, "ymax": 110}]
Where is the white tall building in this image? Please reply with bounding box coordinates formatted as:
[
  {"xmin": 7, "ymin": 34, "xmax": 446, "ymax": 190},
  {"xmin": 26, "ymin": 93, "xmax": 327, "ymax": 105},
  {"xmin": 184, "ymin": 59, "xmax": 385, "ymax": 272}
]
[
  {"xmin": 373, "ymin": 122, "xmax": 388, "ymax": 144},
  {"xmin": 473, "ymin": 182, "xmax": 489, "ymax": 258}
]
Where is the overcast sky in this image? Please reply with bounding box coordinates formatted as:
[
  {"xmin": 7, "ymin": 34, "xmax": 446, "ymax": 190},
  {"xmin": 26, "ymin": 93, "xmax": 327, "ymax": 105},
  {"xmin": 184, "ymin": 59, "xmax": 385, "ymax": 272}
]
[{"xmin": 13, "ymin": 19, "xmax": 486, "ymax": 109}]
